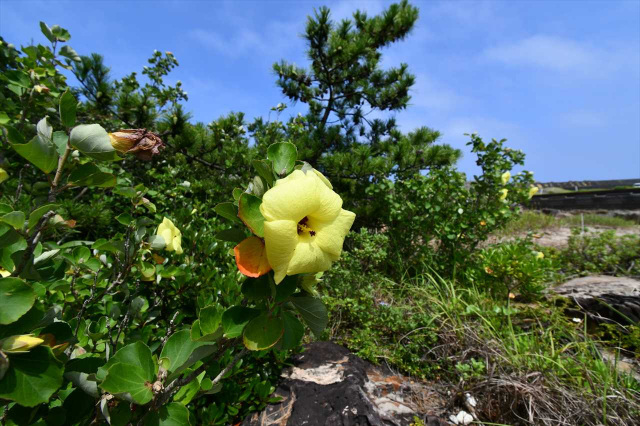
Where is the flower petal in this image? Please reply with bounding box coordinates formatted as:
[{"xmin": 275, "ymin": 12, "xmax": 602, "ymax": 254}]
[
  {"xmin": 173, "ymin": 235, "xmax": 183, "ymax": 255},
  {"xmin": 313, "ymin": 209, "xmax": 356, "ymax": 260},
  {"xmin": 157, "ymin": 222, "xmax": 168, "ymax": 235},
  {"xmin": 234, "ymin": 236, "xmax": 272, "ymax": 278},
  {"xmin": 161, "ymin": 229, "xmax": 174, "ymax": 251},
  {"xmin": 308, "ymin": 175, "xmax": 342, "ymax": 222},
  {"xmin": 286, "ymin": 235, "xmax": 333, "ymax": 276},
  {"xmin": 313, "ymin": 169, "xmax": 333, "ymax": 189},
  {"xmin": 260, "ymin": 170, "xmax": 321, "ymax": 222},
  {"xmin": 263, "ymin": 220, "xmax": 298, "ymax": 283}
]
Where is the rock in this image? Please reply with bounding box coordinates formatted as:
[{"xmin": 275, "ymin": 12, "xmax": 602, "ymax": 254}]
[
  {"xmin": 611, "ymin": 209, "xmax": 640, "ymax": 224},
  {"xmin": 552, "ymin": 275, "xmax": 640, "ymax": 324},
  {"xmin": 242, "ymin": 341, "xmax": 448, "ymax": 426}
]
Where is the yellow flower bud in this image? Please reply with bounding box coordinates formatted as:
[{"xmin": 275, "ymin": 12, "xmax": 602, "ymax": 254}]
[
  {"xmin": 156, "ymin": 217, "xmax": 183, "ymax": 254},
  {"xmin": 0, "ymin": 168, "xmax": 8, "ymax": 184},
  {"xmin": 499, "ymin": 188, "xmax": 508, "ymax": 201},
  {"xmin": 528, "ymin": 185, "xmax": 539, "ymax": 198},
  {"xmin": 0, "ymin": 335, "xmax": 45, "ymax": 353}
]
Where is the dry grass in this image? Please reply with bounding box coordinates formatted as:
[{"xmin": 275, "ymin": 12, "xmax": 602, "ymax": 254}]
[{"xmin": 410, "ymin": 275, "xmax": 640, "ymax": 425}]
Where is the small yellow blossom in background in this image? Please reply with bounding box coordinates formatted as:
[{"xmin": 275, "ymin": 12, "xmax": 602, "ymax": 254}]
[
  {"xmin": 528, "ymin": 185, "xmax": 539, "ymax": 198},
  {"xmin": 0, "ymin": 335, "xmax": 44, "ymax": 353},
  {"xmin": 501, "ymin": 171, "xmax": 511, "ymax": 185},
  {"xmin": 535, "ymin": 251, "xmax": 544, "ymax": 259},
  {"xmin": 260, "ymin": 169, "xmax": 355, "ymax": 284},
  {"xmin": 157, "ymin": 217, "xmax": 183, "ymax": 254},
  {"xmin": 33, "ymin": 85, "xmax": 50, "ymax": 93},
  {"xmin": 499, "ymin": 188, "xmax": 508, "ymax": 201},
  {"xmin": 480, "ymin": 220, "xmax": 486, "ymax": 226},
  {"xmin": 0, "ymin": 168, "xmax": 8, "ymax": 184},
  {"xmin": 0, "ymin": 268, "xmax": 10, "ymax": 278}
]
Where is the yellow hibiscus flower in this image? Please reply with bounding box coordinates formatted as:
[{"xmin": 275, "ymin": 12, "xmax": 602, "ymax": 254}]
[
  {"xmin": 501, "ymin": 171, "xmax": 511, "ymax": 185},
  {"xmin": 259, "ymin": 169, "xmax": 355, "ymax": 284},
  {"xmin": 157, "ymin": 217, "xmax": 183, "ymax": 254},
  {"xmin": 528, "ymin": 185, "xmax": 539, "ymax": 198},
  {"xmin": 499, "ymin": 188, "xmax": 508, "ymax": 201}
]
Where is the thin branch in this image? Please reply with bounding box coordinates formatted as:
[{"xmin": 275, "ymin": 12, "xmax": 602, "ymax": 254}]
[
  {"xmin": 159, "ymin": 311, "xmax": 180, "ymax": 350},
  {"xmin": 137, "ymin": 341, "xmax": 245, "ymax": 425},
  {"xmin": 48, "ymin": 140, "xmax": 72, "ymax": 202},
  {"xmin": 14, "ymin": 163, "xmax": 30, "ymax": 202}
]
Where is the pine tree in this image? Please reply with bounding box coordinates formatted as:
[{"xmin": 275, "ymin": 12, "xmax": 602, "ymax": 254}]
[{"xmin": 269, "ymin": 1, "xmax": 461, "ymax": 225}]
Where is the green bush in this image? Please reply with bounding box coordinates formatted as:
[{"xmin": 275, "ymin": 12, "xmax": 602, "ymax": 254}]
[
  {"xmin": 558, "ymin": 229, "xmax": 640, "ymax": 277},
  {"xmin": 470, "ymin": 238, "xmax": 553, "ymax": 301},
  {"xmin": 0, "ymin": 22, "xmax": 345, "ymax": 422},
  {"xmin": 370, "ymin": 134, "xmax": 536, "ymax": 278}
]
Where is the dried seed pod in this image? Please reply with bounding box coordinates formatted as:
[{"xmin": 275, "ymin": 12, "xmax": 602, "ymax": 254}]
[{"xmin": 108, "ymin": 129, "xmax": 164, "ymax": 161}]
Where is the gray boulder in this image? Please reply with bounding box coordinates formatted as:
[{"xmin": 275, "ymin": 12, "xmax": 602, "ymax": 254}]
[{"xmin": 552, "ymin": 275, "xmax": 640, "ymax": 324}]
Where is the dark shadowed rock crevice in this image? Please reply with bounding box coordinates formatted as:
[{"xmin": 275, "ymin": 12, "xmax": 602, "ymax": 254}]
[{"xmin": 242, "ymin": 341, "xmax": 448, "ymax": 426}]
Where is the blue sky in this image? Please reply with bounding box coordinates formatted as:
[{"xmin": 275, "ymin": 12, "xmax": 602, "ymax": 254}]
[{"xmin": 1, "ymin": 0, "xmax": 639, "ymax": 182}]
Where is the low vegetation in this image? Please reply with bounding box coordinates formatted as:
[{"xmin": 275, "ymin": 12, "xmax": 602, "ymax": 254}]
[
  {"xmin": 501, "ymin": 210, "xmax": 638, "ymax": 235},
  {"xmin": 325, "ymin": 228, "xmax": 640, "ymax": 425}
]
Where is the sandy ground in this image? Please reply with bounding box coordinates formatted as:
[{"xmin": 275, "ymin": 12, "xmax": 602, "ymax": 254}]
[{"xmin": 486, "ymin": 226, "xmax": 640, "ymax": 249}]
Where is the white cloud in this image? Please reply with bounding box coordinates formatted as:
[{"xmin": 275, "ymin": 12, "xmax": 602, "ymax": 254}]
[
  {"xmin": 561, "ymin": 110, "xmax": 607, "ymax": 128},
  {"xmin": 409, "ymin": 73, "xmax": 469, "ymax": 111},
  {"xmin": 189, "ymin": 19, "xmax": 303, "ymax": 59},
  {"xmin": 481, "ymin": 34, "xmax": 640, "ymax": 78},
  {"xmin": 483, "ymin": 35, "xmax": 606, "ymax": 73},
  {"xmin": 190, "ymin": 28, "xmax": 264, "ymax": 56}
]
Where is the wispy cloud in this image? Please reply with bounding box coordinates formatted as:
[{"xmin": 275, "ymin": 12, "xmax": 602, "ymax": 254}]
[
  {"xmin": 190, "ymin": 28, "xmax": 264, "ymax": 56},
  {"xmin": 189, "ymin": 19, "xmax": 303, "ymax": 60},
  {"xmin": 561, "ymin": 110, "xmax": 607, "ymax": 128},
  {"xmin": 482, "ymin": 34, "xmax": 635, "ymax": 78},
  {"xmin": 409, "ymin": 73, "xmax": 469, "ymax": 111}
]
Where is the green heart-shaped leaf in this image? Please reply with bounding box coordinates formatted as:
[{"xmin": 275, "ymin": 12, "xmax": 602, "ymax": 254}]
[
  {"xmin": 243, "ymin": 313, "xmax": 284, "ymax": 351},
  {"xmin": 0, "ymin": 278, "xmax": 36, "ymax": 325}
]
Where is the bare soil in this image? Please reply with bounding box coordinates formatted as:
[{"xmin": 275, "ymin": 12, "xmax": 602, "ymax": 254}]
[{"xmin": 486, "ymin": 226, "xmax": 640, "ymax": 249}]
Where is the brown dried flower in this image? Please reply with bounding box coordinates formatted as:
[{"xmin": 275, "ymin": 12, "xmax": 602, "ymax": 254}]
[{"xmin": 108, "ymin": 129, "xmax": 164, "ymax": 161}]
